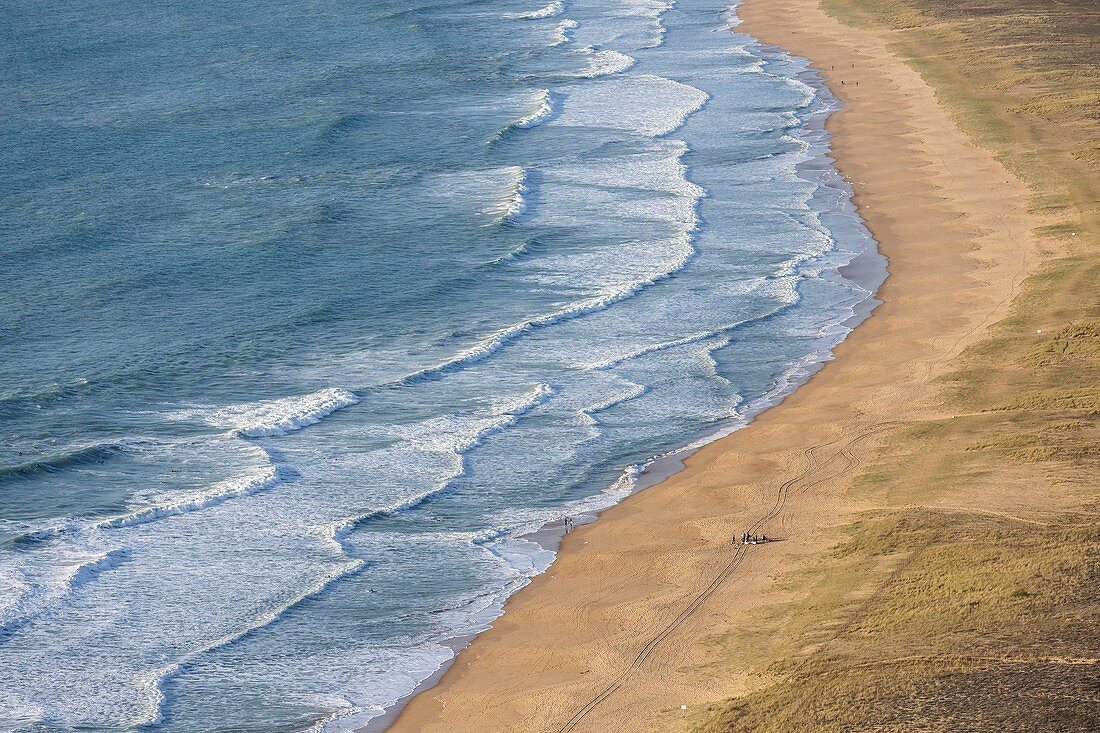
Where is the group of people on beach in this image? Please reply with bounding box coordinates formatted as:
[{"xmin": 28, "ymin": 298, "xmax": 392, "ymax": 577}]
[{"xmin": 564, "ymin": 516, "xmax": 767, "ymax": 544}]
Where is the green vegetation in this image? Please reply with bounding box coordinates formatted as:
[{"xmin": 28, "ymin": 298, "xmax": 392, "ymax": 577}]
[
  {"xmin": 695, "ymin": 511, "xmax": 1098, "ymax": 732},
  {"xmin": 694, "ymin": 1, "xmax": 1098, "ymax": 729}
]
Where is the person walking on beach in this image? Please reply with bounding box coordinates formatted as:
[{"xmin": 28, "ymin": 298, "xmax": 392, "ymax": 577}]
[{"xmin": 564, "ymin": 516, "xmax": 573, "ymax": 534}]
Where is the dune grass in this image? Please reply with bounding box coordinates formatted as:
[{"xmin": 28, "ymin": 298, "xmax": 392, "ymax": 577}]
[
  {"xmin": 695, "ymin": 510, "xmax": 1098, "ymax": 732},
  {"xmin": 693, "ymin": 1, "xmax": 1098, "ymax": 729}
]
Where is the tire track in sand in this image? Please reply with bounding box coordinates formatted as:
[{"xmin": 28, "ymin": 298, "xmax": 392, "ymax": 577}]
[{"xmin": 556, "ymin": 421, "xmax": 902, "ymax": 733}]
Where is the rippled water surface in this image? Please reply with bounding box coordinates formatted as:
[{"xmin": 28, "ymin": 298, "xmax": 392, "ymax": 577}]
[{"xmin": 0, "ymin": 0, "xmax": 881, "ymax": 730}]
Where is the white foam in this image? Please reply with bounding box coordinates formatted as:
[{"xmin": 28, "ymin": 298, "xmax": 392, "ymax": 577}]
[
  {"xmin": 404, "ymin": 227, "xmax": 697, "ymax": 383},
  {"xmin": 622, "ymin": 0, "xmax": 674, "ymax": 48},
  {"xmin": 179, "ymin": 387, "xmax": 360, "ymax": 438},
  {"xmin": 513, "ymin": 89, "xmax": 559, "ymax": 129},
  {"xmin": 574, "ymin": 277, "xmax": 800, "ymax": 370},
  {"xmin": 0, "ymin": 547, "xmax": 130, "ymax": 635},
  {"xmin": 408, "ymin": 142, "xmax": 705, "ymax": 385},
  {"xmin": 481, "ymin": 461, "xmax": 644, "ymax": 548},
  {"xmin": 485, "ymin": 536, "xmax": 557, "ymax": 577},
  {"xmin": 493, "ymin": 382, "xmax": 555, "ymax": 416},
  {"xmin": 99, "ymin": 459, "xmax": 283, "ymax": 531},
  {"xmin": 390, "ymin": 383, "xmax": 553, "ymax": 457},
  {"xmin": 574, "ymin": 47, "xmax": 636, "ymax": 78},
  {"xmin": 577, "ymin": 381, "xmax": 648, "ymax": 427},
  {"xmin": 0, "ymin": 563, "xmax": 31, "ymax": 630},
  {"xmin": 316, "ymin": 383, "xmax": 555, "ymax": 558},
  {"xmin": 549, "ymin": 139, "xmax": 703, "ymax": 203},
  {"xmin": 488, "ymin": 166, "xmax": 530, "ymax": 225},
  {"xmin": 0, "ymin": 5, "xmax": 887, "ymax": 732},
  {"xmin": 550, "ymin": 18, "xmax": 579, "ymax": 46},
  {"xmin": 17, "ymin": 440, "xmax": 284, "ymax": 543},
  {"xmin": 582, "ymin": 382, "xmax": 648, "ymax": 417},
  {"xmin": 0, "ymin": 693, "xmax": 42, "ymax": 731},
  {"xmin": 308, "ymin": 644, "xmax": 456, "ymax": 733},
  {"xmin": 135, "ymin": 555, "xmax": 366, "ymax": 729},
  {"xmin": 552, "ymin": 73, "xmax": 709, "ymax": 136},
  {"xmin": 510, "ymin": 1, "xmax": 563, "ymax": 20},
  {"xmin": 585, "ymin": 329, "xmax": 720, "ymax": 371}
]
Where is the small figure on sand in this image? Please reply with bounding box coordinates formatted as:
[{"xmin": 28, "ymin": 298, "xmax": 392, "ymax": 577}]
[{"xmin": 564, "ymin": 516, "xmax": 574, "ymax": 534}]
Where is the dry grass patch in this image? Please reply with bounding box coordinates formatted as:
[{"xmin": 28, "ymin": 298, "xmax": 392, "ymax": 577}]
[
  {"xmin": 694, "ymin": 510, "xmax": 1099, "ymax": 732},
  {"xmin": 692, "ymin": 1, "xmax": 1099, "ymax": 728}
]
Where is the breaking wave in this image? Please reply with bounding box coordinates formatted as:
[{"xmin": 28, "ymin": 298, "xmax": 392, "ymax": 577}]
[{"xmin": 510, "ymin": 1, "xmax": 563, "ymax": 20}]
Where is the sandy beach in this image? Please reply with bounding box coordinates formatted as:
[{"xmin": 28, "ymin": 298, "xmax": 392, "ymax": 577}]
[{"xmin": 381, "ymin": 0, "xmax": 1096, "ymax": 730}]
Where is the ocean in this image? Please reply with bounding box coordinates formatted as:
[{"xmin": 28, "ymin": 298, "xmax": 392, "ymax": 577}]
[{"xmin": 0, "ymin": 0, "xmax": 882, "ymax": 730}]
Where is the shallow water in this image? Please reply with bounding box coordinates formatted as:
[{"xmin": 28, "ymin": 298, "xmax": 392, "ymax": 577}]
[{"xmin": 0, "ymin": 0, "xmax": 882, "ymax": 730}]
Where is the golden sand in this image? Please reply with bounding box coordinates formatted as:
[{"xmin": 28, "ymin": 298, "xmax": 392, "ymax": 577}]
[{"xmin": 380, "ymin": 0, "xmax": 1097, "ymax": 730}]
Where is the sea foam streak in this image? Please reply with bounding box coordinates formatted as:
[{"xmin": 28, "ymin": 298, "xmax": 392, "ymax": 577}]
[
  {"xmin": 0, "ymin": 547, "xmax": 130, "ymax": 634},
  {"xmin": 408, "ymin": 143, "xmax": 704, "ymax": 384},
  {"xmin": 513, "ymin": 89, "xmax": 559, "ymax": 129},
  {"xmin": 490, "ymin": 166, "xmax": 531, "ymax": 224},
  {"xmin": 0, "ymin": 1, "xmax": 885, "ymax": 730},
  {"xmin": 575, "ymin": 47, "xmax": 636, "ymax": 78},
  {"xmin": 551, "ymin": 74, "xmax": 709, "ymax": 137},
  {"xmin": 631, "ymin": 0, "xmax": 674, "ymax": 48},
  {"xmin": 318, "ymin": 384, "xmax": 555, "ymax": 553},
  {"xmin": 98, "ymin": 455, "xmax": 285, "ymax": 531},
  {"xmin": 576, "ymin": 277, "xmax": 802, "ymax": 371},
  {"xmin": 577, "ymin": 381, "xmax": 648, "ymax": 430},
  {"xmin": 27, "ymin": 390, "xmax": 359, "ymax": 538},
  {"xmin": 403, "ymin": 233, "xmax": 697, "ymax": 384},
  {"xmin": 3, "ymin": 382, "xmax": 560, "ymax": 732},
  {"xmin": 179, "ymin": 387, "xmax": 361, "ymax": 437},
  {"xmin": 136, "ymin": 555, "xmax": 366, "ymax": 729},
  {"xmin": 550, "ymin": 18, "xmax": 578, "ymax": 46},
  {"xmin": 16, "ymin": 442, "xmax": 283, "ymax": 542},
  {"xmin": 510, "ymin": 1, "xmax": 563, "ymax": 20}
]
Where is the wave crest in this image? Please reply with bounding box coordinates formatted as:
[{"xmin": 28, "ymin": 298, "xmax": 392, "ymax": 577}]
[
  {"xmin": 488, "ymin": 166, "xmax": 531, "ymax": 225},
  {"xmin": 575, "ymin": 47, "xmax": 636, "ymax": 78},
  {"xmin": 510, "ymin": 1, "xmax": 563, "ymax": 20},
  {"xmin": 0, "ymin": 442, "xmax": 123, "ymax": 480},
  {"xmin": 176, "ymin": 387, "xmax": 361, "ymax": 438},
  {"xmin": 550, "ymin": 18, "xmax": 578, "ymax": 46},
  {"xmin": 514, "ymin": 89, "xmax": 560, "ymax": 129}
]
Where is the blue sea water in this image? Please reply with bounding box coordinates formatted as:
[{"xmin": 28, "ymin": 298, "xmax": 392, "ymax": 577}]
[{"xmin": 0, "ymin": 0, "xmax": 883, "ymax": 730}]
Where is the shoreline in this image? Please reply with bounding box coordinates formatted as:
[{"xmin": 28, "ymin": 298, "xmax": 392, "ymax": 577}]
[
  {"xmin": 341, "ymin": 15, "xmax": 888, "ymax": 731},
  {"xmin": 347, "ymin": 21, "xmax": 887, "ymax": 732},
  {"xmin": 375, "ymin": 0, "xmax": 1041, "ymax": 730}
]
